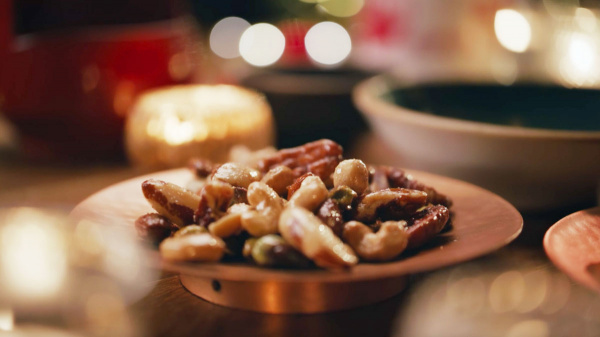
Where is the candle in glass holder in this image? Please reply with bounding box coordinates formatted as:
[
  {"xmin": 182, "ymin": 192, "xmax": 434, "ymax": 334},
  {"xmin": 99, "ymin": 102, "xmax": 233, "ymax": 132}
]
[{"xmin": 125, "ymin": 84, "xmax": 275, "ymax": 169}]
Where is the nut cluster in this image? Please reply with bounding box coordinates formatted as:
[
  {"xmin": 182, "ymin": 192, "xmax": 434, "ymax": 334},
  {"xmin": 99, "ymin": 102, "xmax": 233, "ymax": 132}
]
[{"xmin": 135, "ymin": 139, "xmax": 452, "ymax": 269}]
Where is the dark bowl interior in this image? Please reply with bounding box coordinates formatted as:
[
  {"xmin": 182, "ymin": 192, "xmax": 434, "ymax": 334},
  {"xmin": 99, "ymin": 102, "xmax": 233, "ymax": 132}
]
[{"xmin": 384, "ymin": 83, "xmax": 600, "ymax": 131}]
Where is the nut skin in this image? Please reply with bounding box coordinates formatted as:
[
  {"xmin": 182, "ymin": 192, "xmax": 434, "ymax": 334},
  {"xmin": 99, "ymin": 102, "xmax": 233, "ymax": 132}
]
[
  {"xmin": 279, "ymin": 206, "xmax": 358, "ymax": 269},
  {"xmin": 135, "ymin": 213, "xmax": 179, "ymax": 246},
  {"xmin": 159, "ymin": 232, "xmax": 226, "ymax": 262},
  {"xmin": 212, "ymin": 162, "xmax": 261, "ymax": 189},
  {"xmin": 194, "ymin": 181, "xmax": 234, "ymax": 228},
  {"xmin": 333, "ymin": 159, "xmax": 369, "ymax": 195},
  {"xmin": 317, "ymin": 199, "xmax": 345, "ymax": 238},
  {"xmin": 355, "ymin": 188, "xmax": 428, "ymax": 223},
  {"xmin": 383, "ymin": 166, "xmax": 452, "ymax": 207},
  {"xmin": 188, "ymin": 158, "xmax": 216, "ymax": 178},
  {"xmin": 142, "ymin": 179, "xmax": 201, "ymax": 226},
  {"xmin": 343, "ymin": 220, "xmax": 408, "ymax": 261},
  {"xmin": 250, "ymin": 234, "xmax": 311, "ymax": 268},
  {"xmin": 405, "ymin": 204, "xmax": 450, "ymax": 250}
]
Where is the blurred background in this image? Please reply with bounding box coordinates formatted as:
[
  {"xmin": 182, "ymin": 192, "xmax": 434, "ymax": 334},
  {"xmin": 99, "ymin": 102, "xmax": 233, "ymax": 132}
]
[{"xmin": 1, "ymin": 0, "xmax": 600, "ymax": 336}]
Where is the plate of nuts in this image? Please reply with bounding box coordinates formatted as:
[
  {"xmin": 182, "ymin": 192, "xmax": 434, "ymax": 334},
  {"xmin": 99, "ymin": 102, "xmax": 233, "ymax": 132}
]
[{"xmin": 71, "ymin": 139, "xmax": 522, "ymax": 313}]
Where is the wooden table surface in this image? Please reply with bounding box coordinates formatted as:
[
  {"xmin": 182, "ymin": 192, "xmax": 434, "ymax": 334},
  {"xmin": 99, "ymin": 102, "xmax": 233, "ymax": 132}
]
[{"xmin": 1, "ymin": 131, "xmax": 599, "ymax": 337}]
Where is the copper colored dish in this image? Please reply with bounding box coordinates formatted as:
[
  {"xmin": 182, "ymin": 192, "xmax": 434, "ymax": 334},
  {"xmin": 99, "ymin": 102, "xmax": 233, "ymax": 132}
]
[
  {"xmin": 544, "ymin": 207, "xmax": 600, "ymax": 293},
  {"xmin": 70, "ymin": 168, "xmax": 522, "ymax": 313}
]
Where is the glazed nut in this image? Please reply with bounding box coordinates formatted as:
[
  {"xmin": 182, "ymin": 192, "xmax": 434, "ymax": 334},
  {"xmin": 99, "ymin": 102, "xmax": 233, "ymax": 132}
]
[
  {"xmin": 174, "ymin": 225, "xmax": 207, "ymax": 237},
  {"xmin": 405, "ymin": 204, "xmax": 450, "ymax": 250},
  {"xmin": 135, "ymin": 213, "xmax": 179, "ymax": 246},
  {"xmin": 242, "ymin": 237, "xmax": 258, "ymax": 259},
  {"xmin": 142, "ymin": 179, "xmax": 201, "ymax": 226},
  {"xmin": 208, "ymin": 212, "xmax": 243, "ymax": 238},
  {"xmin": 159, "ymin": 232, "xmax": 226, "ymax": 262},
  {"xmin": 279, "ymin": 206, "xmax": 358, "ymax": 269},
  {"xmin": 212, "ymin": 162, "xmax": 261, "ymax": 188},
  {"xmin": 250, "ymin": 234, "xmax": 311, "ymax": 268},
  {"xmin": 328, "ymin": 186, "xmax": 358, "ymax": 208},
  {"xmin": 356, "ymin": 188, "xmax": 428, "ymax": 223},
  {"xmin": 333, "ymin": 159, "xmax": 369, "ymax": 195},
  {"xmin": 241, "ymin": 182, "xmax": 285, "ymax": 237},
  {"xmin": 343, "ymin": 220, "xmax": 408, "ymax": 261},
  {"xmin": 288, "ymin": 175, "xmax": 328, "ymax": 211},
  {"xmin": 261, "ymin": 166, "xmax": 295, "ymax": 196},
  {"xmin": 195, "ymin": 181, "xmax": 234, "ymax": 227}
]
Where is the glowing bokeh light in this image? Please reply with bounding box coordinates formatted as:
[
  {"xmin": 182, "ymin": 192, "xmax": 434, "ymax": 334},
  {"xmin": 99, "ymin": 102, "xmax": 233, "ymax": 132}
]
[
  {"xmin": 495, "ymin": 9, "xmax": 532, "ymax": 53},
  {"xmin": 210, "ymin": 17, "xmax": 251, "ymax": 59},
  {"xmin": 318, "ymin": 0, "xmax": 364, "ymax": 18},
  {"xmin": 558, "ymin": 31, "xmax": 599, "ymax": 86},
  {"xmin": 305, "ymin": 21, "xmax": 352, "ymax": 66},
  {"xmin": 239, "ymin": 23, "xmax": 286, "ymax": 67},
  {"xmin": 0, "ymin": 308, "xmax": 13, "ymax": 331},
  {"xmin": 575, "ymin": 7, "xmax": 597, "ymax": 32}
]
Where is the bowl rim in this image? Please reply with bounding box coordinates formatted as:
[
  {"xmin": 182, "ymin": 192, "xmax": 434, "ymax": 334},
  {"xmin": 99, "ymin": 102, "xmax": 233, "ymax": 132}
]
[{"xmin": 353, "ymin": 75, "xmax": 600, "ymax": 140}]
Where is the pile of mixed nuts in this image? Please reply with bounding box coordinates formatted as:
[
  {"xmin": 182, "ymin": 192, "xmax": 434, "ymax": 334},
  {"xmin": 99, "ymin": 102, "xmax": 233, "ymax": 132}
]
[{"xmin": 135, "ymin": 139, "xmax": 451, "ymax": 269}]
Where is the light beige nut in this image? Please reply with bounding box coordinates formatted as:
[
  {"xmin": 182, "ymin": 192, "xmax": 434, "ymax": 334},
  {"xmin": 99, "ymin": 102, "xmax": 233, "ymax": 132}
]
[
  {"xmin": 212, "ymin": 162, "xmax": 261, "ymax": 188},
  {"xmin": 261, "ymin": 166, "xmax": 295, "ymax": 196},
  {"xmin": 279, "ymin": 206, "xmax": 358, "ymax": 269},
  {"xmin": 174, "ymin": 225, "xmax": 207, "ymax": 237},
  {"xmin": 241, "ymin": 182, "xmax": 285, "ymax": 237},
  {"xmin": 228, "ymin": 145, "xmax": 278, "ymax": 168},
  {"xmin": 228, "ymin": 203, "xmax": 252, "ymax": 214},
  {"xmin": 142, "ymin": 179, "xmax": 201, "ymax": 226},
  {"xmin": 288, "ymin": 175, "xmax": 328, "ymax": 211},
  {"xmin": 343, "ymin": 220, "xmax": 408, "ymax": 261},
  {"xmin": 333, "ymin": 159, "xmax": 369, "ymax": 195},
  {"xmin": 159, "ymin": 233, "xmax": 226, "ymax": 262},
  {"xmin": 208, "ymin": 212, "xmax": 243, "ymax": 238},
  {"xmin": 356, "ymin": 188, "xmax": 428, "ymax": 223},
  {"xmin": 195, "ymin": 180, "xmax": 235, "ymax": 227}
]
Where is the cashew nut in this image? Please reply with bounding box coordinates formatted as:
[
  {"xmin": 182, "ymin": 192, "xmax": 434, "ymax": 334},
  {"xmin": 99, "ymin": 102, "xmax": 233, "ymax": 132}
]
[
  {"xmin": 288, "ymin": 175, "xmax": 328, "ymax": 211},
  {"xmin": 142, "ymin": 179, "xmax": 200, "ymax": 226},
  {"xmin": 279, "ymin": 206, "xmax": 358, "ymax": 269},
  {"xmin": 333, "ymin": 159, "xmax": 369, "ymax": 195},
  {"xmin": 212, "ymin": 162, "xmax": 261, "ymax": 188},
  {"xmin": 261, "ymin": 165, "xmax": 295, "ymax": 196},
  {"xmin": 208, "ymin": 212, "xmax": 243, "ymax": 238},
  {"xmin": 343, "ymin": 220, "xmax": 408, "ymax": 261},
  {"xmin": 356, "ymin": 188, "xmax": 428, "ymax": 223},
  {"xmin": 159, "ymin": 232, "xmax": 226, "ymax": 262},
  {"xmin": 241, "ymin": 182, "xmax": 285, "ymax": 237}
]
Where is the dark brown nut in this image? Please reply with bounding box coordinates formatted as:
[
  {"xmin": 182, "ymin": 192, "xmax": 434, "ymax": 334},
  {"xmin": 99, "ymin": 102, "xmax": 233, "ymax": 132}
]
[
  {"xmin": 194, "ymin": 181, "xmax": 234, "ymax": 228},
  {"xmin": 317, "ymin": 199, "xmax": 344, "ymax": 237},
  {"xmin": 232, "ymin": 186, "xmax": 248, "ymax": 205},
  {"xmin": 258, "ymin": 139, "xmax": 343, "ymax": 185},
  {"xmin": 142, "ymin": 179, "xmax": 200, "ymax": 226},
  {"xmin": 188, "ymin": 158, "xmax": 216, "ymax": 178},
  {"xmin": 328, "ymin": 186, "xmax": 357, "ymax": 209},
  {"xmin": 355, "ymin": 188, "xmax": 429, "ymax": 223},
  {"xmin": 287, "ymin": 172, "xmax": 315, "ymax": 200},
  {"xmin": 174, "ymin": 225, "xmax": 207, "ymax": 237},
  {"xmin": 250, "ymin": 234, "xmax": 311, "ymax": 268},
  {"xmin": 279, "ymin": 206, "xmax": 358, "ymax": 269},
  {"xmin": 159, "ymin": 232, "xmax": 226, "ymax": 262},
  {"xmin": 343, "ymin": 220, "xmax": 408, "ymax": 261},
  {"xmin": 383, "ymin": 166, "xmax": 452, "ymax": 207},
  {"xmin": 212, "ymin": 163, "xmax": 261, "ymax": 188},
  {"xmin": 135, "ymin": 213, "xmax": 179, "ymax": 246},
  {"xmin": 261, "ymin": 166, "xmax": 295, "ymax": 197},
  {"xmin": 333, "ymin": 159, "xmax": 369, "ymax": 195},
  {"xmin": 405, "ymin": 204, "xmax": 450, "ymax": 250},
  {"xmin": 368, "ymin": 166, "xmax": 390, "ymax": 193}
]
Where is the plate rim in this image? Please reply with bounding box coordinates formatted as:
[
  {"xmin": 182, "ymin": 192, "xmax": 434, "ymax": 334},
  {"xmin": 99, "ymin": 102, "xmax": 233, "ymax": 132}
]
[{"xmin": 70, "ymin": 167, "xmax": 523, "ymax": 283}]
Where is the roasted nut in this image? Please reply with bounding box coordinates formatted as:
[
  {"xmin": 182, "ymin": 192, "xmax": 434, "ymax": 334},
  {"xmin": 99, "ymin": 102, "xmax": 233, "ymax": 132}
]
[
  {"xmin": 159, "ymin": 232, "xmax": 226, "ymax": 262},
  {"xmin": 250, "ymin": 234, "xmax": 311, "ymax": 268},
  {"xmin": 287, "ymin": 173, "xmax": 314, "ymax": 200},
  {"xmin": 228, "ymin": 145, "xmax": 277, "ymax": 168},
  {"xmin": 195, "ymin": 181, "xmax": 234, "ymax": 227},
  {"xmin": 208, "ymin": 212, "xmax": 243, "ymax": 238},
  {"xmin": 317, "ymin": 199, "xmax": 344, "ymax": 237},
  {"xmin": 384, "ymin": 166, "xmax": 452, "ymax": 207},
  {"xmin": 243, "ymin": 237, "xmax": 258, "ymax": 259},
  {"xmin": 405, "ymin": 204, "xmax": 450, "ymax": 250},
  {"xmin": 135, "ymin": 213, "xmax": 179, "ymax": 245},
  {"xmin": 261, "ymin": 166, "xmax": 295, "ymax": 196},
  {"xmin": 368, "ymin": 166, "xmax": 389, "ymax": 193},
  {"xmin": 288, "ymin": 175, "xmax": 328, "ymax": 211},
  {"xmin": 241, "ymin": 182, "xmax": 285, "ymax": 237},
  {"xmin": 333, "ymin": 159, "xmax": 369, "ymax": 195},
  {"xmin": 212, "ymin": 162, "xmax": 261, "ymax": 188},
  {"xmin": 188, "ymin": 158, "xmax": 215, "ymax": 178},
  {"xmin": 343, "ymin": 220, "xmax": 408, "ymax": 261},
  {"xmin": 356, "ymin": 188, "xmax": 428, "ymax": 223},
  {"xmin": 279, "ymin": 206, "xmax": 358, "ymax": 268},
  {"xmin": 258, "ymin": 139, "xmax": 343, "ymax": 185},
  {"xmin": 142, "ymin": 179, "xmax": 201, "ymax": 226},
  {"xmin": 328, "ymin": 186, "xmax": 358, "ymax": 209},
  {"xmin": 174, "ymin": 225, "xmax": 207, "ymax": 237}
]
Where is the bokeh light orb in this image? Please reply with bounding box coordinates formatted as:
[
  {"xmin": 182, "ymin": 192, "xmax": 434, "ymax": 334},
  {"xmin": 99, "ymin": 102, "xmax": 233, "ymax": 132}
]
[
  {"xmin": 494, "ymin": 9, "xmax": 532, "ymax": 53},
  {"xmin": 239, "ymin": 23, "xmax": 286, "ymax": 67},
  {"xmin": 210, "ymin": 17, "xmax": 251, "ymax": 59},
  {"xmin": 305, "ymin": 21, "xmax": 352, "ymax": 66}
]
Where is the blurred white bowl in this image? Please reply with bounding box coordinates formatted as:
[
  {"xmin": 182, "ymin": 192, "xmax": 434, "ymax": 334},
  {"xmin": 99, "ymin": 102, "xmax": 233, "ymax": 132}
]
[{"xmin": 353, "ymin": 75, "xmax": 600, "ymax": 211}]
